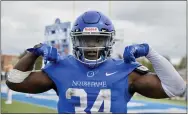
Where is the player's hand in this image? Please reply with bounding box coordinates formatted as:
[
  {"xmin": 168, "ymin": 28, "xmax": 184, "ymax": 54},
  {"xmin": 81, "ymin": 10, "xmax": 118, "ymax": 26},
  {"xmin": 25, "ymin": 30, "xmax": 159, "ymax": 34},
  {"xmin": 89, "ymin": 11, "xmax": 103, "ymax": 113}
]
[
  {"xmin": 27, "ymin": 43, "xmax": 61, "ymax": 63},
  {"xmin": 123, "ymin": 43, "xmax": 149, "ymax": 63}
]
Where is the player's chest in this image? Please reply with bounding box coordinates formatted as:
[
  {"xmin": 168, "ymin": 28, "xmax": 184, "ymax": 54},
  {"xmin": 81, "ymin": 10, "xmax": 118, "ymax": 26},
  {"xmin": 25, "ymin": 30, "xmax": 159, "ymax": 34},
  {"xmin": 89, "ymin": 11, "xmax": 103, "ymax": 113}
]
[
  {"xmin": 55, "ymin": 66, "xmax": 130, "ymax": 113},
  {"xmin": 56, "ymin": 67, "xmax": 129, "ymax": 91}
]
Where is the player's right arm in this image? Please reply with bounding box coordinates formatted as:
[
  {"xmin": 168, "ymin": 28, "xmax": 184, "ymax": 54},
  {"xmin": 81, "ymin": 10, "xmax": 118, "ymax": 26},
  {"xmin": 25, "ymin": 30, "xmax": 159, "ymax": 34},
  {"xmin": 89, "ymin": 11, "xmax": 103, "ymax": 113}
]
[
  {"xmin": 6, "ymin": 52, "xmax": 56, "ymax": 94},
  {"xmin": 6, "ymin": 43, "xmax": 60, "ymax": 94}
]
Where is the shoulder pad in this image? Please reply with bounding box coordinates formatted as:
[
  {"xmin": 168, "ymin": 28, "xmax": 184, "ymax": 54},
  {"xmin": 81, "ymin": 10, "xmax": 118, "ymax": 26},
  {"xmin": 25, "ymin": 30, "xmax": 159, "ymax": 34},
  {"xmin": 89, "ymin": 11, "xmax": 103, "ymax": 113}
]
[{"xmin": 134, "ymin": 65, "xmax": 149, "ymax": 75}]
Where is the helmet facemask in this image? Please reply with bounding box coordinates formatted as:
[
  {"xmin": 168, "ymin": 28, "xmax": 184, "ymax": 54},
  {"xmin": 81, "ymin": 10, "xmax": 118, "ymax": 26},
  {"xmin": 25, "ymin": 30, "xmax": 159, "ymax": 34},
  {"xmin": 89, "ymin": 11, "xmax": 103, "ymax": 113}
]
[{"xmin": 71, "ymin": 32, "xmax": 115, "ymax": 67}]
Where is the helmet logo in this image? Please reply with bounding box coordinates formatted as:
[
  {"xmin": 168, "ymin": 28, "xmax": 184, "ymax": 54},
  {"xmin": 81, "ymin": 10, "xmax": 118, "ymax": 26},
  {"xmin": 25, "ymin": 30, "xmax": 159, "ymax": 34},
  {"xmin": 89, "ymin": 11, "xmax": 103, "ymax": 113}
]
[{"xmin": 83, "ymin": 27, "xmax": 99, "ymax": 32}]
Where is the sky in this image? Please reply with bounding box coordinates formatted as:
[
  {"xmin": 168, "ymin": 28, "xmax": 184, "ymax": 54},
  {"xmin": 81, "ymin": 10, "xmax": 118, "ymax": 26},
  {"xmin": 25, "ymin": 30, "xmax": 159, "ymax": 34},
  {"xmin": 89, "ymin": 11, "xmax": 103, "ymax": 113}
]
[{"xmin": 1, "ymin": 1, "xmax": 186, "ymax": 64}]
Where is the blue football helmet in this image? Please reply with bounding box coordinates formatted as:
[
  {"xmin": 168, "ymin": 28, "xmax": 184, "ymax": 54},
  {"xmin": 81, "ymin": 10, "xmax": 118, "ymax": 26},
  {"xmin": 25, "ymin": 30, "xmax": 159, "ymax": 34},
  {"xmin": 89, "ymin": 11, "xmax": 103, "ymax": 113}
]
[{"xmin": 70, "ymin": 11, "xmax": 116, "ymax": 67}]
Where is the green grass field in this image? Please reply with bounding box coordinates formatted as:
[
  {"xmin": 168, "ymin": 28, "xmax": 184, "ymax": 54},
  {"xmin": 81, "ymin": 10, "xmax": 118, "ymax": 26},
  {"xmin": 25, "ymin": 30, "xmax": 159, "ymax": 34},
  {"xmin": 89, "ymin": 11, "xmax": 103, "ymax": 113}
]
[
  {"xmin": 1, "ymin": 99, "xmax": 57, "ymax": 113},
  {"xmin": 1, "ymin": 94, "xmax": 186, "ymax": 113}
]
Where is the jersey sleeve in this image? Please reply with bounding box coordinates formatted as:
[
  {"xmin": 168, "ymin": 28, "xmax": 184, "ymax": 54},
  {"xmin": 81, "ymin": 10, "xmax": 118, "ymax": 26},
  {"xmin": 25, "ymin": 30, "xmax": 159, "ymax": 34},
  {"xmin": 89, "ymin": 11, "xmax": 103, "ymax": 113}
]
[
  {"xmin": 42, "ymin": 62, "xmax": 61, "ymax": 96},
  {"xmin": 41, "ymin": 62, "xmax": 58, "ymax": 84},
  {"xmin": 41, "ymin": 55, "xmax": 73, "ymax": 82},
  {"xmin": 42, "ymin": 62, "xmax": 55, "ymax": 75},
  {"xmin": 133, "ymin": 65, "xmax": 150, "ymax": 75}
]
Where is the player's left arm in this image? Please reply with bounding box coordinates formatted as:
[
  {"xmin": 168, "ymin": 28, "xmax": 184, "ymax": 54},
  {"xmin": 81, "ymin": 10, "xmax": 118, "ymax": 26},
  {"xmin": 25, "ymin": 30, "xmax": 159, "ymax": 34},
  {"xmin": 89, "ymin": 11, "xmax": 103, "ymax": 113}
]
[
  {"xmin": 125, "ymin": 44, "xmax": 186, "ymax": 99},
  {"xmin": 129, "ymin": 70, "xmax": 168, "ymax": 98}
]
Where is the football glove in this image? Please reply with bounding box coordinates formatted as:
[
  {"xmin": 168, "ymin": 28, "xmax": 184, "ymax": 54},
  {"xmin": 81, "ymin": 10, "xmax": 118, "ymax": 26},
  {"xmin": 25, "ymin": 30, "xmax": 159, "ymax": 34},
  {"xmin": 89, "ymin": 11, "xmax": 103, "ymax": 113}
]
[
  {"xmin": 27, "ymin": 43, "xmax": 61, "ymax": 64},
  {"xmin": 123, "ymin": 43, "xmax": 149, "ymax": 63}
]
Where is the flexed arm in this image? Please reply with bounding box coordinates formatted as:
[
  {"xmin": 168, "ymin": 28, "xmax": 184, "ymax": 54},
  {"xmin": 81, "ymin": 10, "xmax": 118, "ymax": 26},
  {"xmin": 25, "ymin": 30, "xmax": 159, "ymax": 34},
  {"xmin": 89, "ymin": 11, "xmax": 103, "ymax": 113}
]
[
  {"xmin": 126, "ymin": 44, "xmax": 186, "ymax": 98},
  {"xmin": 6, "ymin": 43, "xmax": 60, "ymax": 94}
]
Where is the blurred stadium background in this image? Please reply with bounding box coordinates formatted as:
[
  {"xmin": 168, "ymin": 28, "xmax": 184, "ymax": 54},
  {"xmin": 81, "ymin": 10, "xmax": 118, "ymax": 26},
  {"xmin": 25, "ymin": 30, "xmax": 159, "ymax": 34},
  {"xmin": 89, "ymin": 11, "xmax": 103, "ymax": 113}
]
[{"xmin": 1, "ymin": 1, "xmax": 187, "ymax": 114}]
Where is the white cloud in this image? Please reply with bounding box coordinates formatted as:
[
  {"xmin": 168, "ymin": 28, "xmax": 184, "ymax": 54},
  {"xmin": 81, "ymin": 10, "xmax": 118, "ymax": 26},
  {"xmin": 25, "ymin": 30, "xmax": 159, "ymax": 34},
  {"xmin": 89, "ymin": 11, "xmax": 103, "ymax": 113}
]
[{"xmin": 1, "ymin": 1, "xmax": 186, "ymax": 61}]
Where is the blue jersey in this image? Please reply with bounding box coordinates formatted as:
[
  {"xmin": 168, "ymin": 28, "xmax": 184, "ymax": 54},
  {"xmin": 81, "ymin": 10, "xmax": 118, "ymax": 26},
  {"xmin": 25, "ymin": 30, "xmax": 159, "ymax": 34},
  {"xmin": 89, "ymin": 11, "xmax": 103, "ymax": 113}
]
[{"xmin": 42, "ymin": 55, "xmax": 140, "ymax": 113}]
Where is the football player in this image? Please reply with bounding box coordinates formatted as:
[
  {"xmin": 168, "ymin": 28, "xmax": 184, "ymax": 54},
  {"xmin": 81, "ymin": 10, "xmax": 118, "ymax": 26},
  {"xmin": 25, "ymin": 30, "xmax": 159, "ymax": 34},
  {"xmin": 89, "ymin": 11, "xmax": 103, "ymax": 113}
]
[{"xmin": 6, "ymin": 11, "xmax": 186, "ymax": 113}]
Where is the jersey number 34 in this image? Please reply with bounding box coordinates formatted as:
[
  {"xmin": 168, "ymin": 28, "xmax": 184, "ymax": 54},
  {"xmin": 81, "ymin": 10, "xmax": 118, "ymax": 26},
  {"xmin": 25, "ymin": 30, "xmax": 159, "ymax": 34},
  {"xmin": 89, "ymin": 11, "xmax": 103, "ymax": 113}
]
[{"xmin": 66, "ymin": 88, "xmax": 111, "ymax": 113}]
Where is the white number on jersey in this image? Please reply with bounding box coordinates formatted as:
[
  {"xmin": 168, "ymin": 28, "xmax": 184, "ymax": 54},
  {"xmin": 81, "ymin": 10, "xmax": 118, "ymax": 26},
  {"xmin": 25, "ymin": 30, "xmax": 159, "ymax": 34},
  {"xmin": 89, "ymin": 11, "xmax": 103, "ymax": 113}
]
[{"xmin": 66, "ymin": 88, "xmax": 111, "ymax": 113}]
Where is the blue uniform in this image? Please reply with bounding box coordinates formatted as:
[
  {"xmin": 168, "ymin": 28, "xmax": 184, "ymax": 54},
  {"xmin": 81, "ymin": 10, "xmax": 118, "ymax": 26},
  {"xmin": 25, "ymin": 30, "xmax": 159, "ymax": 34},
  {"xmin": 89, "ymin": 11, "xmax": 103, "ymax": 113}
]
[{"xmin": 42, "ymin": 55, "xmax": 140, "ymax": 113}]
